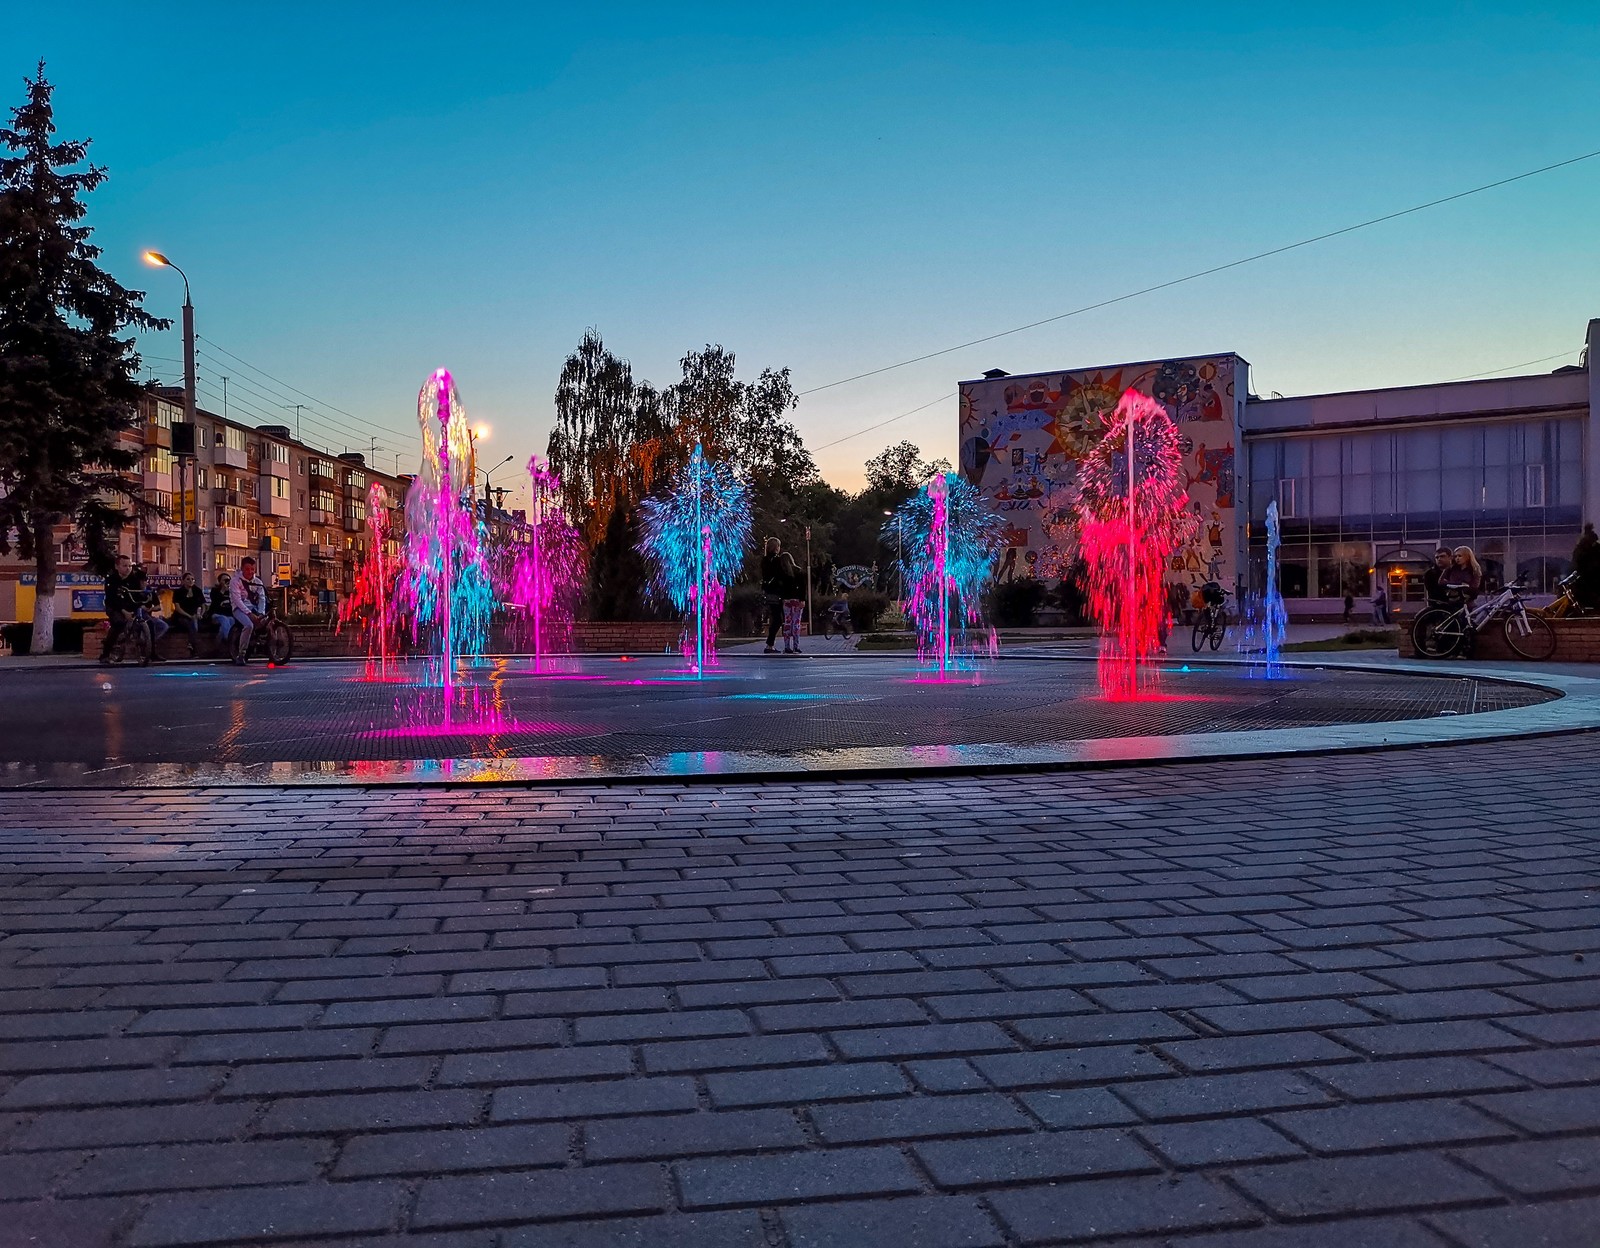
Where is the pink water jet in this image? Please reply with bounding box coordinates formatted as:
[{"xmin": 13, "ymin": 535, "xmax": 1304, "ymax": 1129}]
[{"xmin": 1076, "ymin": 389, "xmax": 1196, "ymax": 701}]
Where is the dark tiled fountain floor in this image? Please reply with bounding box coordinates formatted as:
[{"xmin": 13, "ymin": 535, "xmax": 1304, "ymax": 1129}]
[{"xmin": 0, "ymin": 653, "xmax": 1576, "ymax": 787}]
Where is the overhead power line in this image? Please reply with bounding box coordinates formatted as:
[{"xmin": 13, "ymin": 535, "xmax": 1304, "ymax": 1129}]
[
  {"xmin": 811, "ymin": 391, "xmax": 956, "ymax": 453},
  {"xmin": 798, "ymin": 147, "xmax": 1600, "ymax": 398},
  {"xmin": 1442, "ymin": 348, "xmax": 1582, "ymax": 383},
  {"xmin": 197, "ymin": 337, "xmax": 415, "ymax": 447}
]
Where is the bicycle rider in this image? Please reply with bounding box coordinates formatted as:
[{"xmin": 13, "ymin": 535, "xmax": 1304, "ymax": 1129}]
[
  {"xmin": 228, "ymin": 557, "xmax": 269, "ymax": 665},
  {"xmin": 98, "ymin": 553, "xmax": 137, "ymax": 664}
]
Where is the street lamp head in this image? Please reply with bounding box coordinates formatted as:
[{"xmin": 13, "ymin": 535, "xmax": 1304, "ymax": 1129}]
[
  {"xmin": 143, "ymin": 251, "xmax": 170, "ymax": 268},
  {"xmin": 472, "ymin": 423, "xmax": 491, "ymax": 441}
]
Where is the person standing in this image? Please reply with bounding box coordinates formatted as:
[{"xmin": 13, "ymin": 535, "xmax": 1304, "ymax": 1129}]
[
  {"xmin": 1342, "ymin": 593, "xmax": 1354, "ymax": 623},
  {"xmin": 1573, "ymin": 523, "xmax": 1600, "ymax": 609},
  {"xmin": 761, "ymin": 538, "xmax": 785, "ymax": 654},
  {"xmin": 780, "ymin": 552, "xmax": 804, "ymax": 654},
  {"xmin": 170, "ymin": 571, "xmax": 206, "ymax": 657},
  {"xmin": 1371, "ymin": 585, "xmax": 1389, "ymax": 625}
]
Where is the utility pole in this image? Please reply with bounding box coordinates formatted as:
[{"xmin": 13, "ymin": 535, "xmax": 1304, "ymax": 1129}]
[{"xmin": 286, "ymin": 404, "xmax": 304, "ymax": 440}]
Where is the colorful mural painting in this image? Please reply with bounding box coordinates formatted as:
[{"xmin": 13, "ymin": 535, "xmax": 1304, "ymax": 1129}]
[{"xmin": 958, "ymin": 353, "xmax": 1246, "ymax": 591}]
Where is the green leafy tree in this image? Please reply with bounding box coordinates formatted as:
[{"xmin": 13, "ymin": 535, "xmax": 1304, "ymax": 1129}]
[{"xmin": 0, "ymin": 65, "xmax": 166, "ymax": 653}]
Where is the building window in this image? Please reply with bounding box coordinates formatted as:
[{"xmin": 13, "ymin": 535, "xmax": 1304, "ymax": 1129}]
[
  {"xmin": 1276, "ymin": 478, "xmax": 1296, "ymax": 518},
  {"xmin": 147, "ymin": 447, "xmax": 174, "ymax": 475},
  {"xmin": 222, "ymin": 426, "xmax": 248, "ymax": 453},
  {"xmin": 1526, "ymin": 463, "xmax": 1546, "ymax": 508},
  {"xmin": 312, "ymin": 489, "xmax": 336, "ymax": 514},
  {"xmin": 272, "ymin": 477, "xmax": 290, "ymax": 500},
  {"xmin": 197, "ymin": 467, "xmax": 209, "ymax": 489},
  {"xmin": 297, "ymin": 458, "xmax": 305, "ymax": 475},
  {"xmin": 348, "ymin": 471, "xmax": 367, "ymax": 490},
  {"xmin": 270, "ymin": 442, "xmax": 290, "ymax": 465},
  {"xmin": 150, "ymin": 402, "xmax": 174, "ymax": 429}
]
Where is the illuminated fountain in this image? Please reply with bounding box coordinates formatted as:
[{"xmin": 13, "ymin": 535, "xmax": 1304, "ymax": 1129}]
[
  {"xmin": 886, "ymin": 470, "xmax": 1006, "ymax": 679},
  {"xmin": 337, "ymin": 482, "xmax": 404, "ymax": 679},
  {"xmin": 403, "ymin": 368, "xmax": 495, "ymax": 696},
  {"xmin": 509, "ymin": 454, "xmax": 583, "ymax": 672},
  {"xmin": 1076, "ymin": 388, "xmax": 1195, "ymax": 700},
  {"xmin": 637, "ymin": 443, "xmax": 750, "ymax": 676},
  {"xmin": 1262, "ymin": 498, "xmax": 1288, "ymax": 675}
]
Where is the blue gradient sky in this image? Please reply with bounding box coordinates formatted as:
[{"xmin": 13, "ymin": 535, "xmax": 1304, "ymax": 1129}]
[{"xmin": 8, "ymin": 3, "xmax": 1598, "ymax": 498}]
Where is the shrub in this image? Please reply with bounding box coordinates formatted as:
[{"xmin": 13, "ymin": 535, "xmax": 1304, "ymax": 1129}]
[
  {"xmin": 847, "ymin": 589, "xmax": 890, "ymax": 634},
  {"xmin": 1, "ymin": 619, "xmax": 89, "ymax": 654},
  {"xmin": 990, "ymin": 577, "xmax": 1046, "ymax": 628},
  {"xmin": 723, "ymin": 583, "xmax": 769, "ymax": 635}
]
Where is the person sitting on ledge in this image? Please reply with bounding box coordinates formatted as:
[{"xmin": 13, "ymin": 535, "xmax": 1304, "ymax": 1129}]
[
  {"xmin": 1443, "ymin": 546, "xmax": 1483, "ymax": 602},
  {"xmin": 1423, "ymin": 547, "xmax": 1454, "ymax": 606}
]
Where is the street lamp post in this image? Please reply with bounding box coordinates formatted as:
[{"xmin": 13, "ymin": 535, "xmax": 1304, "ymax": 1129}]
[{"xmin": 143, "ymin": 252, "xmax": 197, "ymax": 575}]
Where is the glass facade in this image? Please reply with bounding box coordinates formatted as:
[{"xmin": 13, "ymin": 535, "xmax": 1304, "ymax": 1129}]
[{"xmin": 1247, "ymin": 415, "xmax": 1585, "ymax": 599}]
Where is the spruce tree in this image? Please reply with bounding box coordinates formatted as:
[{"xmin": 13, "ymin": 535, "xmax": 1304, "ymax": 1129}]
[{"xmin": 0, "ymin": 63, "xmax": 167, "ymax": 654}]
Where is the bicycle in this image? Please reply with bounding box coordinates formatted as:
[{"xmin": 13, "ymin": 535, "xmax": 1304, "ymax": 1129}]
[
  {"xmin": 103, "ymin": 591, "xmax": 156, "ymax": 667},
  {"xmin": 229, "ymin": 603, "xmax": 295, "ymax": 666},
  {"xmin": 1191, "ymin": 585, "xmax": 1230, "ymax": 652},
  {"xmin": 1411, "ymin": 578, "xmax": 1557, "ymax": 661},
  {"xmin": 1538, "ymin": 570, "xmax": 1592, "ymax": 620}
]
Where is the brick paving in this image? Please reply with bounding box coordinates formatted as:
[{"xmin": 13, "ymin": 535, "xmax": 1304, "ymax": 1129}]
[{"xmin": 1, "ymin": 736, "xmax": 1598, "ymax": 1246}]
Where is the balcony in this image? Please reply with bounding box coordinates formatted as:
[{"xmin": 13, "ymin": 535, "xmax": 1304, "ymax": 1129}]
[
  {"xmin": 141, "ymin": 469, "xmax": 172, "ymax": 491},
  {"xmin": 258, "ymin": 480, "xmax": 291, "ymax": 517},
  {"xmin": 310, "ymin": 507, "xmax": 334, "ymax": 525},
  {"xmin": 145, "ymin": 515, "xmax": 180, "ymax": 539},
  {"xmin": 215, "ymin": 444, "xmax": 248, "ymax": 471},
  {"xmin": 218, "ymin": 526, "xmax": 249, "ymax": 549},
  {"xmin": 144, "ymin": 424, "xmax": 172, "ymax": 449},
  {"xmin": 309, "ymin": 545, "xmax": 336, "ymax": 564}
]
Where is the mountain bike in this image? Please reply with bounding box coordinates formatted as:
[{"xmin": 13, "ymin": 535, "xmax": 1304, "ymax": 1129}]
[
  {"xmin": 103, "ymin": 592, "xmax": 156, "ymax": 667},
  {"xmin": 229, "ymin": 603, "xmax": 295, "ymax": 666},
  {"xmin": 1538, "ymin": 571, "xmax": 1592, "ymax": 620},
  {"xmin": 1191, "ymin": 585, "xmax": 1229, "ymax": 652},
  {"xmin": 1411, "ymin": 578, "xmax": 1556, "ymax": 660}
]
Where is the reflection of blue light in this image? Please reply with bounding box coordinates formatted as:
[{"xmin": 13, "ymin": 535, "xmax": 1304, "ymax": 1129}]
[
  {"xmin": 728, "ymin": 693, "xmax": 837, "ymax": 701},
  {"xmin": 153, "ymin": 670, "xmax": 218, "ymax": 677},
  {"xmin": 1180, "ymin": 665, "xmax": 1191, "ymax": 672}
]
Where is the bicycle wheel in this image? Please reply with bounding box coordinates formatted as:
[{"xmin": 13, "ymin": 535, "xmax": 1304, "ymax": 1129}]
[
  {"xmin": 131, "ymin": 622, "xmax": 153, "ymax": 667},
  {"xmin": 1504, "ymin": 610, "xmax": 1557, "ymax": 660},
  {"xmin": 1208, "ymin": 609, "xmax": 1226, "ymax": 651},
  {"xmin": 1411, "ymin": 607, "xmax": 1464, "ymax": 659},
  {"xmin": 1191, "ymin": 618, "xmax": 1206, "ymax": 652},
  {"xmin": 266, "ymin": 622, "xmax": 294, "ymax": 665}
]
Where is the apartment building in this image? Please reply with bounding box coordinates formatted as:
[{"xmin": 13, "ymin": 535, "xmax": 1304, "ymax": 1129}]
[{"xmin": 1, "ymin": 387, "xmax": 412, "ymax": 624}]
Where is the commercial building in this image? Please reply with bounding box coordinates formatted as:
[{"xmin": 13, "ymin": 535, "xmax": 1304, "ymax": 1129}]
[
  {"xmin": 0, "ymin": 387, "xmax": 412, "ymax": 625},
  {"xmin": 960, "ymin": 317, "xmax": 1599, "ymax": 617}
]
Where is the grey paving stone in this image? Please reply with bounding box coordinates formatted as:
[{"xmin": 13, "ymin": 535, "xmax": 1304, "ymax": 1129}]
[
  {"xmin": 64, "ymin": 1140, "xmax": 327, "ymax": 1196},
  {"xmin": 1268, "ymin": 1100, "xmax": 1514, "ymax": 1153},
  {"xmin": 492, "ymin": 1077, "xmax": 699, "ymax": 1121},
  {"xmin": 584, "ymin": 1108, "xmax": 804, "ymax": 1160},
  {"xmin": 914, "ymin": 1127, "xmax": 1158, "ymax": 1187},
  {"xmin": 413, "ymin": 1164, "xmax": 668, "ymax": 1228},
  {"xmin": 705, "ymin": 1062, "xmax": 908, "ymax": 1108},
  {"xmin": 1428, "ymin": 1196, "xmax": 1600, "ymax": 1248},
  {"xmin": 1136, "ymin": 1117, "xmax": 1305, "ymax": 1167},
  {"xmin": 128, "ymin": 1180, "xmax": 405, "ymax": 1246},
  {"xmin": 1229, "ymin": 1153, "xmax": 1499, "ymax": 1218},
  {"xmin": 334, "ymin": 1123, "xmax": 568, "ymax": 1177},
  {"xmin": 988, "ymin": 1173, "xmax": 1257, "ymax": 1243},
  {"xmin": 504, "ymin": 1211, "xmax": 769, "ymax": 1247},
  {"xmin": 676, "ymin": 1146, "xmax": 921, "ymax": 1208},
  {"xmin": 781, "ymin": 1196, "xmax": 1006, "ymax": 1247},
  {"xmin": 1468, "ymin": 1086, "xmax": 1600, "ymax": 1135},
  {"xmin": 811, "ymin": 1092, "xmax": 1030, "ymax": 1144}
]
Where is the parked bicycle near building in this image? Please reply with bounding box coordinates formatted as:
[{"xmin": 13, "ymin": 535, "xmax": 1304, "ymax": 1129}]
[
  {"xmin": 1191, "ymin": 582, "xmax": 1229, "ymax": 652},
  {"xmin": 1411, "ymin": 577, "xmax": 1557, "ymax": 660}
]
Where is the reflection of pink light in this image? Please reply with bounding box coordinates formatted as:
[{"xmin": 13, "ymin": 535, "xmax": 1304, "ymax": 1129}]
[{"xmin": 361, "ymin": 720, "xmax": 592, "ymax": 739}]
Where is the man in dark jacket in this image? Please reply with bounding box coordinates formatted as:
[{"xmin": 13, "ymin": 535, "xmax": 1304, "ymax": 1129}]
[
  {"xmin": 760, "ymin": 537, "xmax": 785, "ymax": 654},
  {"xmin": 1422, "ymin": 547, "xmax": 1453, "ymax": 605},
  {"xmin": 99, "ymin": 554, "xmax": 137, "ymax": 662}
]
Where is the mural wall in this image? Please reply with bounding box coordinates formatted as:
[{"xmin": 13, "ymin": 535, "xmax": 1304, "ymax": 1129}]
[{"xmin": 958, "ymin": 354, "xmax": 1245, "ymax": 589}]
